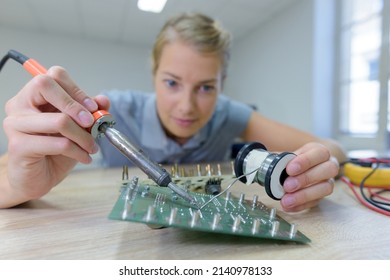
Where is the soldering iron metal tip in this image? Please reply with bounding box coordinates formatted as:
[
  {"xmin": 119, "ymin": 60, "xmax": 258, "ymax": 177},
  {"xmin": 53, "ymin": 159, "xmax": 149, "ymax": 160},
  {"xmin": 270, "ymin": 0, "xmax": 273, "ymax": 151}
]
[
  {"xmin": 190, "ymin": 198, "xmax": 202, "ymax": 210},
  {"xmin": 167, "ymin": 182, "xmax": 200, "ymax": 209}
]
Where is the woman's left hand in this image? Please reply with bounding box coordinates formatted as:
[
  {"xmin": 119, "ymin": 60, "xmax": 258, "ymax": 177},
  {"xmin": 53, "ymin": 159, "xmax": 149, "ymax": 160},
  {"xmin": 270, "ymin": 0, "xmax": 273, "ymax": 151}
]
[{"xmin": 280, "ymin": 142, "xmax": 339, "ymax": 212}]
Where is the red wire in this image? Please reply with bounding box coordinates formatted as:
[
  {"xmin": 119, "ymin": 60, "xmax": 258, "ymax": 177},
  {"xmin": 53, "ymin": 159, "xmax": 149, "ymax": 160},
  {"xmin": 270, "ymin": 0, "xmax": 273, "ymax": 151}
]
[
  {"xmin": 356, "ymin": 158, "xmax": 390, "ymax": 164},
  {"xmin": 368, "ymin": 188, "xmax": 390, "ymax": 202},
  {"xmin": 360, "ymin": 184, "xmax": 390, "ymax": 189},
  {"xmin": 340, "ymin": 176, "xmax": 390, "ymax": 217}
]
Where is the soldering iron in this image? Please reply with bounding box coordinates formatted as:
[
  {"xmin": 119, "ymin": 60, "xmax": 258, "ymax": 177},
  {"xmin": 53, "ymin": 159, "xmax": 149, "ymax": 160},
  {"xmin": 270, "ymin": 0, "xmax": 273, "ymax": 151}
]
[{"xmin": 0, "ymin": 49, "xmax": 199, "ymax": 208}]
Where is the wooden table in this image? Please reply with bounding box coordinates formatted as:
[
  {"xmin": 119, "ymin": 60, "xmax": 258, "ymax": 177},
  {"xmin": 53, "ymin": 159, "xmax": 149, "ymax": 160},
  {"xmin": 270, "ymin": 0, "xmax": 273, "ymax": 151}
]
[{"xmin": 1, "ymin": 165, "xmax": 389, "ymax": 260}]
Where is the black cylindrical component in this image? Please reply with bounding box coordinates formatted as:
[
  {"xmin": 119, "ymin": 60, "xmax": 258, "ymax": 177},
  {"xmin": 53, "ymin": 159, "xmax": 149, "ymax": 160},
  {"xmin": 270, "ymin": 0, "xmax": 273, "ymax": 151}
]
[{"xmin": 205, "ymin": 178, "xmax": 222, "ymax": 195}]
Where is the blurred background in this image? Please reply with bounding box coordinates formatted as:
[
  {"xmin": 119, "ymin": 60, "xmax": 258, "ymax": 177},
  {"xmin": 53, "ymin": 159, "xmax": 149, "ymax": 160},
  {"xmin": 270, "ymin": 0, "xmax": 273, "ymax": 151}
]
[{"xmin": 1, "ymin": 0, "xmax": 389, "ymax": 157}]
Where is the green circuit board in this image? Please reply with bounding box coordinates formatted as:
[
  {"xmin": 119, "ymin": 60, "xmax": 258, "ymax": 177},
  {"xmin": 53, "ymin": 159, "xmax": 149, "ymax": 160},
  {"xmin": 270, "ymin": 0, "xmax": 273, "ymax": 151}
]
[{"xmin": 109, "ymin": 171, "xmax": 310, "ymax": 243}]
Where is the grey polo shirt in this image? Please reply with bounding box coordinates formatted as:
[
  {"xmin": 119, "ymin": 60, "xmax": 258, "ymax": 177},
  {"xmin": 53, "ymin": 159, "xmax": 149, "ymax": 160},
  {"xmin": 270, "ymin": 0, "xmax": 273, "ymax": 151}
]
[{"xmin": 97, "ymin": 90, "xmax": 253, "ymax": 167}]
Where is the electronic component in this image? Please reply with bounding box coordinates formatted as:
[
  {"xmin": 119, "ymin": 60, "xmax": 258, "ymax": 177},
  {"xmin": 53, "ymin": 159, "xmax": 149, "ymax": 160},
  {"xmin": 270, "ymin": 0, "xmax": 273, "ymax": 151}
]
[
  {"xmin": 109, "ymin": 164, "xmax": 310, "ymax": 243},
  {"xmin": 205, "ymin": 178, "xmax": 222, "ymax": 195}
]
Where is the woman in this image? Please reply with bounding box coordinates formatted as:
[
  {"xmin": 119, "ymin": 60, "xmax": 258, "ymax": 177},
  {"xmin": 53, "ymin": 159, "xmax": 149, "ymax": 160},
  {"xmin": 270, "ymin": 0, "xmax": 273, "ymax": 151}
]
[{"xmin": 1, "ymin": 13, "xmax": 345, "ymax": 210}]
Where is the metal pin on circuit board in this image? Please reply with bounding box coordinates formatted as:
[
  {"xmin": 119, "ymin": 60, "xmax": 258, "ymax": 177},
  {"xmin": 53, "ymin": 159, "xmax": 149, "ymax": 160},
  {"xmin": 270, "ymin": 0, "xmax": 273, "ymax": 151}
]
[
  {"xmin": 252, "ymin": 218, "xmax": 260, "ymax": 234},
  {"xmin": 289, "ymin": 223, "xmax": 297, "ymax": 238},
  {"xmin": 190, "ymin": 210, "xmax": 201, "ymax": 227},
  {"xmin": 269, "ymin": 208, "xmax": 276, "ymax": 220},
  {"xmin": 271, "ymin": 221, "xmax": 280, "ymax": 236},
  {"xmin": 239, "ymin": 193, "xmax": 245, "ymax": 204},
  {"xmin": 145, "ymin": 205, "xmax": 155, "ymax": 222},
  {"xmin": 168, "ymin": 208, "xmax": 178, "ymax": 225},
  {"xmin": 212, "ymin": 213, "xmax": 221, "ymax": 230},
  {"xmin": 252, "ymin": 195, "xmax": 258, "ymax": 208},
  {"xmin": 232, "ymin": 216, "xmax": 241, "ymax": 233}
]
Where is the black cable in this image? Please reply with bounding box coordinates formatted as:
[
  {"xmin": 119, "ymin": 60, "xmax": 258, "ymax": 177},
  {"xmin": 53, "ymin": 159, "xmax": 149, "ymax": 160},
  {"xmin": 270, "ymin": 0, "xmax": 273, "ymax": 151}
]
[
  {"xmin": 0, "ymin": 53, "xmax": 11, "ymax": 72},
  {"xmin": 0, "ymin": 50, "xmax": 29, "ymax": 72},
  {"xmin": 369, "ymin": 189, "xmax": 390, "ymax": 206},
  {"xmin": 359, "ymin": 165, "xmax": 390, "ymax": 213}
]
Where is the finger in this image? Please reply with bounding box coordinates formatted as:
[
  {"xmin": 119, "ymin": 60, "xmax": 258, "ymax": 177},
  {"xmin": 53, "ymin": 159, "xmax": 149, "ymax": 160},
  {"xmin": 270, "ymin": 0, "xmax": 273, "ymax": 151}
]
[
  {"xmin": 47, "ymin": 66, "xmax": 98, "ymax": 112},
  {"xmin": 4, "ymin": 113, "xmax": 99, "ymax": 155},
  {"xmin": 7, "ymin": 133, "xmax": 93, "ymax": 164},
  {"xmin": 283, "ymin": 160, "xmax": 339, "ymax": 192},
  {"xmin": 280, "ymin": 179, "xmax": 334, "ymax": 211},
  {"xmin": 286, "ymin": 143, "xmax": 331, "ymax": 176},
  {"xmin": 94, "ymin": 95, "xmax": 111, "ymax": 110},
  {"xmin": 282, "ymin": 199, "xmax": 321, "ymax": 213},
  {"xmin": 14, "ymin": 74, "xmax": 95, "ymax": 128}
]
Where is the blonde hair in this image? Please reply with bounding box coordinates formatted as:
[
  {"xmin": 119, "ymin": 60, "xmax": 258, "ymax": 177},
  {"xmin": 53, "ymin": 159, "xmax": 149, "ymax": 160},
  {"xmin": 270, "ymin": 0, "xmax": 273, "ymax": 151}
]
[{"xmin": 152, "ymin": 13, "xmax": 231, "ymax": 77}]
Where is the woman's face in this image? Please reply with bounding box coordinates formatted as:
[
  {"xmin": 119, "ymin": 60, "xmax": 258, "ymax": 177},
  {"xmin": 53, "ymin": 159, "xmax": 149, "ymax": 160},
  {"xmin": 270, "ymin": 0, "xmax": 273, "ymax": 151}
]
[{"xmin": 154, "ymin": 40, "xmax": 223, "ymax": 145}]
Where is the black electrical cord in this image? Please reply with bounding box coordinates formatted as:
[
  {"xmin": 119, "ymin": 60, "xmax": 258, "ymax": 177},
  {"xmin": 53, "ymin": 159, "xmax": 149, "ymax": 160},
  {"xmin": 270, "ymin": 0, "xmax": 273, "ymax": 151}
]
[
  {"xmin": 0, "ymin": 50, "xmax": 29, "ymax": 72},
  {"xmin": 369, "ymin": 191, "xmax": 390, "ymax": 207},
  {"xmin": 341, "ymin": 158, "xmax": 390, "ymax": 216},
  {"xmin": 358, "ymin": 165, "xmax": 390, "ymax": 213},
  {"xmin": 0, "ymin": 54, "xmax": 10, "ymax": 71}
]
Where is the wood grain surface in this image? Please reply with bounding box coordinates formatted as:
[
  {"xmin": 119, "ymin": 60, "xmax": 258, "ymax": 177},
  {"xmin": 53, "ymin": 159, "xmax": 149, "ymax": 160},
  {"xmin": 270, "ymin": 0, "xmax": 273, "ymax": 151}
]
[{"xmin": 0, "ymin": 166, "xmax": 389, "ymax": 260}]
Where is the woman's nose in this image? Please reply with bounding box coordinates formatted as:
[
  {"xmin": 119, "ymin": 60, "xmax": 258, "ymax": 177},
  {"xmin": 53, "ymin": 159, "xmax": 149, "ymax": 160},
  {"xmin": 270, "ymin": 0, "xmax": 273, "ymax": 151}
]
[{"xmin": 177, "ymin": 89, "xmax": 196, "ymax": 113}]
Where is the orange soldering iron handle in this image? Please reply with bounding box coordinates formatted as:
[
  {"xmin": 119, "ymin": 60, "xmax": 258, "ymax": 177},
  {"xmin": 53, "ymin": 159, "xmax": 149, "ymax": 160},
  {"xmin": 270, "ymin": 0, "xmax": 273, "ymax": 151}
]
[
  {"xmin": 92, "ymin": 110, "xmax": 111, "ymax": 121},
  {"xmin": 21, "ymin": 56, "xmax": 115, "ymax": 138},
  {"xmin": 23, "ymin": 58, "xmax": 48, "ymax": 76},
  {"xmin": 88, "ymin": 110, "xmax": 115, "ymax": 138}
]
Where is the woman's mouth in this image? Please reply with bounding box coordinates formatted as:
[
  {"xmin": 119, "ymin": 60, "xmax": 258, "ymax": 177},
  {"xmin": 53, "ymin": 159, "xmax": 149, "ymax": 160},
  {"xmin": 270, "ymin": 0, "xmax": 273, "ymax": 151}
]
[{"xmin": 173, "ymin": 117, "xmax": 196, "ymax": 128}]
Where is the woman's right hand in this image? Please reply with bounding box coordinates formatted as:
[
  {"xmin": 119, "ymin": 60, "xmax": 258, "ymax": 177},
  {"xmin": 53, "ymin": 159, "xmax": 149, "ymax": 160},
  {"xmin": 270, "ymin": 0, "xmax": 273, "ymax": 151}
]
[{"xmin": 2, "ymin": 66, "xmax": 110, "ymax": 207}]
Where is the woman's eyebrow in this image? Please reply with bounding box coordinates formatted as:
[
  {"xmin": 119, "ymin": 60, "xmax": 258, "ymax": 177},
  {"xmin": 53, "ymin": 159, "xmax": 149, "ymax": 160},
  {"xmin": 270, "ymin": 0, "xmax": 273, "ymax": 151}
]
[
  {"xmin": 162, "ymin": 71, "xmax": 217, "ymax": 84},
  {"xmin": 161, "ymin": 71, "xmax": 181, "ymax": 80}
]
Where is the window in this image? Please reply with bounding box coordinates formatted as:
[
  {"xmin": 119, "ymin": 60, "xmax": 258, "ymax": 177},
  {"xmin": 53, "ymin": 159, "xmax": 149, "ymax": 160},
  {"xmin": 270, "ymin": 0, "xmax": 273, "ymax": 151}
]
[{"xmin": 336, "ymin": 0, "xmax": 390, "ymax": 152}]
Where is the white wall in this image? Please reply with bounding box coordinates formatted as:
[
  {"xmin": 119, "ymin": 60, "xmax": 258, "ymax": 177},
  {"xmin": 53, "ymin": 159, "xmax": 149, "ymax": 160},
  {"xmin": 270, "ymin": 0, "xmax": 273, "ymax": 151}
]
[
  {"xmin": 226, "ymin": 0, "xmax": 314, "ymax": 131},
  {"xmin": 226, "ymin": 0, "xmax": 334, "ymax": 137},
  {"xmin": 0, "ymin": 27, "xmax": 153, "ymax": 153}
]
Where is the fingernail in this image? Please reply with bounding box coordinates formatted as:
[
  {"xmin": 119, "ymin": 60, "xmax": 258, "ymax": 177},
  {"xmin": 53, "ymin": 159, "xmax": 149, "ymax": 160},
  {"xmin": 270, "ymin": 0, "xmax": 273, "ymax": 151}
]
[
  {"xmin": 91, "ymin": 143, "xmax": 100, "ymax": 154},
  {"xmin": 288, "ymin": 162, "xmax": 301, "ymax": 174},
  {"xmin": 284, "ymin": 177, "xmax": 298, "ymax": 191},
  {"xmin": 78, "ymin": 110, "xmax": 94, "ymax": 127},
  {"xmin": 83, "ymin": 98, "xmax": 98, "ymax": 112},
  {"xmin": 282, "ymin": 196, "xmax": 296, "ymax": 207}
]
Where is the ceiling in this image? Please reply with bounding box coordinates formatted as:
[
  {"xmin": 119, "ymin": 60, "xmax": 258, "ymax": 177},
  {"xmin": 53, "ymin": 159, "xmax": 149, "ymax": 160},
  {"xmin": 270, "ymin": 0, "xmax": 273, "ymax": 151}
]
[{"xmin": 0, "ymin": 0, "xmax": 298, "ymax": 47}]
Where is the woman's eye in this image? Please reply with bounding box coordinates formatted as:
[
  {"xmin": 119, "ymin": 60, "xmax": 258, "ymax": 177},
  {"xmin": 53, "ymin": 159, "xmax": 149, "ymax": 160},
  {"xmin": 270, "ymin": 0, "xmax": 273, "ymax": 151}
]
[
  {"xmin": 199, "ymin": 84, "xmax": 215, "ymax": 93},
  {"xmin": 165, "ymin": 79, "xmax": 177, "ymax": 88}
]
